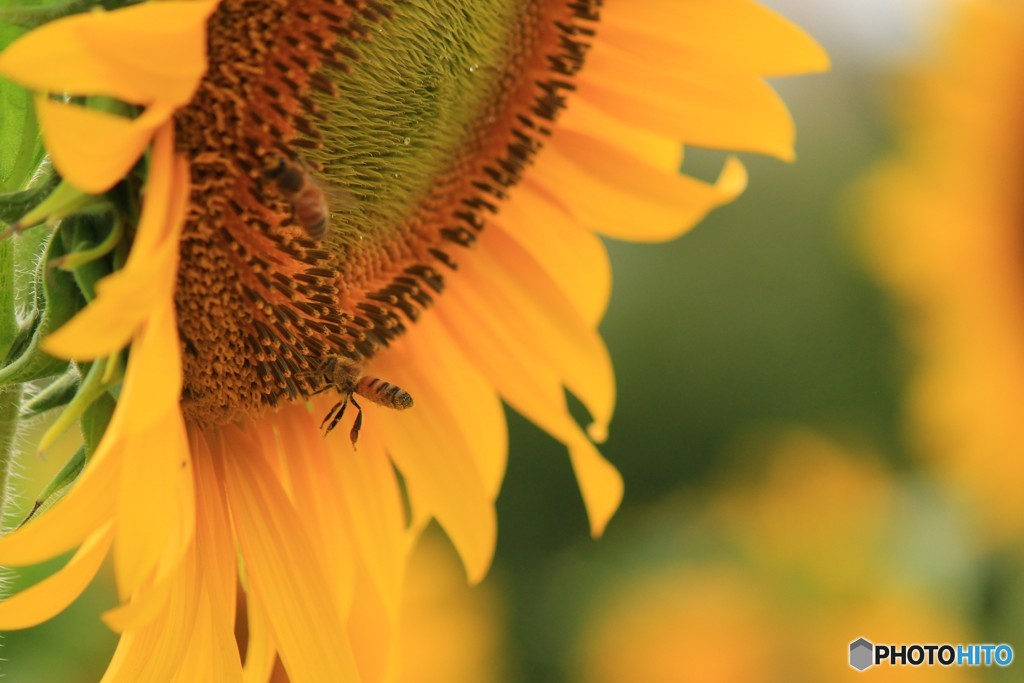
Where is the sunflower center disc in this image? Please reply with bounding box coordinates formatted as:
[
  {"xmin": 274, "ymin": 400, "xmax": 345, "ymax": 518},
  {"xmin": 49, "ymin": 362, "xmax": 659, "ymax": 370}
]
[{"xmin": 173, "ymin": 0, "xmax": 599, "ymax": 426}]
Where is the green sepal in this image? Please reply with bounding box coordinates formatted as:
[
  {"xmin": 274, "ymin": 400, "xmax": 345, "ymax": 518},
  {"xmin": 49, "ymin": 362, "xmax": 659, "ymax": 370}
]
[
  {"xmin": 20, "ymin": 363, "xmax": 81, "ymax": 417},
  {"xmin": 3, "ymin": 178, "xmax": 103, "ymax": 236},
  {"xmin": 0, "ymin": 164, "xmax": 55, "ymax": 356},
  {"xmin": 17, "ymin": 371, "xmax": 118, "ymax": 529},
  {"xmin": 81, "ymin": 390, "xmax": 115, "ymax": 457},
  {"xmin": 0, "ymin": 167, "xmax": 58, "ymax": 227},
  {"xmin": 0, "ymin": 23, "xmax": 43, "ymax": 193},
  {"xmin": 52, "ymin": 211, "xmax": 122, "ymax": 274},
  {"xmin": 60, "ymin": 213, "xmax": 117, "ymax": 301},
  {"xmin": 1, "ymin": 309, "xmax": 38, "ymax": 367},
  {"xmin": 0, "ymin": 230, "xmax": 81, "ymax": 385},
  {"xmin": 37, "ymin": 354, "xmax": 120, "ymax": 453},
  {"xmin": 16, "ymin": 446, "xmax": 85, "ymax": 530}
]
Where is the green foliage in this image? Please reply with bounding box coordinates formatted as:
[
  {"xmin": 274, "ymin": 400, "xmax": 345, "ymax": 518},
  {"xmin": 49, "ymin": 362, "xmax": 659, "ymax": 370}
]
[
  {"xmin": 0, "ymin": 23, "xmax": 41, "ymax": 193},
  {"xmin": 60, "ymin": 212, "xmax": 119, "ymax": 300},
  {"xmin": 0, "ymin": 168, "xmax": 58, "ymax": 226},
  {"xmin": 81, "ymin": 390, "xmax": 114, "ymax": 457},
  {"xmin": 0, "ymin": 230, "xmax": 81, "ymax": 385},
  {"xmin": 19, "ymin": 363, "xmax": 79, "ymax": 417},
  {"xmin": 16, "ymin": 446, "xmax": 84, "ymax": 529},
  {"xmin": 0, "ymin": 0, "xmax": 96, "ymax": 30},
  {"xmin": 17, "ymin": 375, "xmax": 118, "ymax": 528},
  {"xmin": 36, "ymin": 354, "xmax": 121, "ymax": 453}
]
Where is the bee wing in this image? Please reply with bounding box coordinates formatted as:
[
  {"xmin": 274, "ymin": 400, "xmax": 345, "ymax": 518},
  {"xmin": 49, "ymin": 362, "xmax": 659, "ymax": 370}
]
[
  {"xmin": 322, "ymin": 181, "xmax": 359, "ymax": 214},
  {"xmin": 320, "ymin": 181, "xmax": 371, "ymax": 244}
]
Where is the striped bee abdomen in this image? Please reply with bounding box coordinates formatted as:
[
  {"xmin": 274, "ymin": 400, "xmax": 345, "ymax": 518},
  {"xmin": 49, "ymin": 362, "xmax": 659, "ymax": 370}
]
[{"xmin": 355, "ymin": 376, "xmax": 414, "ymax": 410}]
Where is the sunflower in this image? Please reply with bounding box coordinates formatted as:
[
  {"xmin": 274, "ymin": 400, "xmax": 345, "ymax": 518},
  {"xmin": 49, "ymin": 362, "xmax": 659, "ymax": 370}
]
[
  {"xmin": 570, "ymin": 430, "xmax": 975, "ymax": 683},
  {"xmin": 862, "ymin": 0, "xmax": 1024, "ymax": 540},
  {"xmin": 0, "ymin": 0, "xmax": 825, "ymax": 679}
]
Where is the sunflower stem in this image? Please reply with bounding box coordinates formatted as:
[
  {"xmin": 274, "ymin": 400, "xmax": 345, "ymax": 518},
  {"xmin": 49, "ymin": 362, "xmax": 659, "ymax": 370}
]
[
  {"xmin": 0, "ymin": 225, "xmax": 23, "ymax": 613},
  {"xmin": 0, "ymin": 385, "xmax": 20, "ymax": 531},
  {"xmin": 0, "ymin": 231, "xmax": 14, "ymax": 360},
  {"xmin": 0, "ymin": 209, "xmax": 22, "ymax": 530}
]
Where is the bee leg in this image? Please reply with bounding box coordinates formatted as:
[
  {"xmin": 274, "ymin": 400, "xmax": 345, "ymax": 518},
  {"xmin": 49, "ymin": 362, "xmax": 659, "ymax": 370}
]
[
  {"xmin": 320, "ymin": 400, "xmax": 342, "ymax": 430},
  {"xmin": 307, "ymin": 382, "xmax": 332, "ymax": 397},
  {"xmin": 349, "ymin": 397, "xmax": 364, "ymax": 449},
  {"xmin": 322, "ymin": 398, "xmax": 348, "ymax": 435}
]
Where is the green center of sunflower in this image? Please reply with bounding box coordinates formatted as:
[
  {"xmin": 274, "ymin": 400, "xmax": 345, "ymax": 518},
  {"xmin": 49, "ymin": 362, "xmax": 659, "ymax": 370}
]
[{"xmin": 173, "ymin": 0, "xmax": 599, "ymax": 426}]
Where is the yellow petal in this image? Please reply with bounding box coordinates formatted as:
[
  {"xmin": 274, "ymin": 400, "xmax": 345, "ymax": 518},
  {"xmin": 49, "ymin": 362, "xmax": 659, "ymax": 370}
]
[
  {"xmin": 579, "ymin": 43, "xmax": 796, "ymax": 159},
  {"xmin": 36, "ymin": 98, "xmax": 173, "ymax": 195},
  {"xmin": 173, "ymin": 587, "xmax": 244, "ymax": 683},
  {"xmin": 275, "ymin": 408, "xmax": 357, "ymax": 616},
  {"xmin": 601, "ymin": 0, "xmax": 829, "ymax": 77},
  {"xmin": 375, "ymin": 314, "xmax": 507, "ymax": 500},
  {"xmin": 347, "ymin": 563, "xmax": 398, "ymax": 683},
  {"xmin": 434, "ymin": 295, "xmax": 581, "ymax": 448},
  {"xmin": 42, "ymin": 253, "xmax": 174, "ymax": 360},
  {"xmin": 434, "ymin": 297, "xmax": 623, "ymax": 533},
  {"xmin": 255, "ymin": 417, "xmax": 292, "ymax": 494},
  {"xmin": 218, "ymin": 426, "xmax": 361, "ymax": 683},
  {"xmin": 102, "ymin": 570, "xmax": 175, "ymax": 633},
  {"xmin": 0, "ymin": 523, "xmax": 112, "ymax": 630},
  {"xmin": 324, "ymin": 412, "xmax": 407, "ymax": 618},
  {"xmin": 111, "ymin": 375, "xmax": 192, "ymax": 590},
  {"xmin": 116, "ymin": 299, "xmax": 184, "ymax": 435},
  {"xmin": 0, "ymin": 0, "xmax": 216, "ymax": 104},
  {"xmin": 76, "ymin": 0, "xmax": 218, "ymax": 106},
  {"xmin": 568, "ymin": 440, "xmax": 624, "ymax": 537},
  {"xmin": 558, "ymin": 94, "xmax": 682, "ymax": 173},
  {"xmin": 103, "ymin": 632, "xmax": 145, "ymax": 681},
  {"xmin": 497, "ymin": 183, "xmax": 612, "ymax": 326},
  {"xmin": 43, "ymin": 127, "xmax": 184, "ymax": 360},
  {"xmin": 533, "ymin": 135, "xmax": 747, "ymax": 242},
  {"xmin": 191, "ymin": 428, "xmax": 239, "ymax": 631},
  {"xmin": 457, "ymin": 227, "xmax": 615, "ymax": 437},
  {"xmin": 0, "ymin": 419, "xmax": 119, "ymax": 565},
  {"xmin": 0, "ymin": 19, "xmax": 148, "ymax": 103},
  {"xmin": 103, "ymin": 413, "xmax": 193, "ymax": 633},
  {"xmin": 112, "ymin": 408, "xmax": 194, "ymax": 615},
  {"xmin": 128, "ymin": 131, "xmax": 191, "ymax": 262},
  {"xmin": 372, "ymin": 347, "xmax": 498, "ymax": 583},
  {"xmin": 241, "ymin": 597, "xmax": 277, "ymax": 683},
  {"xmin": 171, "ymin": 591, "xmax": 216, "ymax": 683},
  {"xmin": 101, "ymin": 548, "xmax": 200, "ymax": 683}
]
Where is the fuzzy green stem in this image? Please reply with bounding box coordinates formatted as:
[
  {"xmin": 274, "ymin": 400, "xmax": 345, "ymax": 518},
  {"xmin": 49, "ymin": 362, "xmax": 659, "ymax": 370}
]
[
  {"xmin": 0, "ymin": 228, "xmax": 19, "ymax": 533},
  {"xmin": 0, "ymin": 386, "xmax": 20, "ymax": 531},
  {"xmin": 0, "ymin": 231, "xmax": 14, "ymax": 357},
  {"xmin": 0, "ymin": 232, "xmax": 20, "ymax": 629}
]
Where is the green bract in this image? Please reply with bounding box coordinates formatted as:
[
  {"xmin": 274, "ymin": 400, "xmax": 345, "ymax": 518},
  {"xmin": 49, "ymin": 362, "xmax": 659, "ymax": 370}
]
[{"xmin": 0, "ymin": 4, "xmax": 142, "ymax": 527}]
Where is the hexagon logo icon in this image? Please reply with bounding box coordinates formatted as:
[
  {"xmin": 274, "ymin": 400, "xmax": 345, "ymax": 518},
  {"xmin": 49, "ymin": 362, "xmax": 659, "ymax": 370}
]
[{"xmin": 850, "ymin": 637, "xmax": 874, "ymax": 671}]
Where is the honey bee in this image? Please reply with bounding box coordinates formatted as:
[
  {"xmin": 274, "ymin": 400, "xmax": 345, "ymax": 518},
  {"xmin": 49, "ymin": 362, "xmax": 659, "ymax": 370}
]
[
  {"xmin": 312, "ymin": 357, "xmax": 414, "ymax": 447},
  {"xmin": 264, "ymin": 157, "xmax": 330, "ymax": 239}
]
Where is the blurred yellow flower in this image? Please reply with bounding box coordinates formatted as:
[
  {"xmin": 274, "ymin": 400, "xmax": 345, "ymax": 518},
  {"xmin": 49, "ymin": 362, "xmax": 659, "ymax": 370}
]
[
  {"xmin": 573, "ymin": 430, "xmax": 974, "ymax": 682},
  {"xmin": 863, "ymin": 0, "xmax": 1024, "ymax": 540},
  {"xmin": 0, "ymin": 0, "xmax": 825, "ymax": 680},
  {"xmin": 396, "ymin": 535, "xmax": 505, "ymax": 683}
]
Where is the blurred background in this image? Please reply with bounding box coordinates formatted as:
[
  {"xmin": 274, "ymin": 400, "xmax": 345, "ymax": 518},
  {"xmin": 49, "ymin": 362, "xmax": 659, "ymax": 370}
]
[{"xmin": 7, "ymin": 0, "xmax": 1024, "ymax": 680}]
